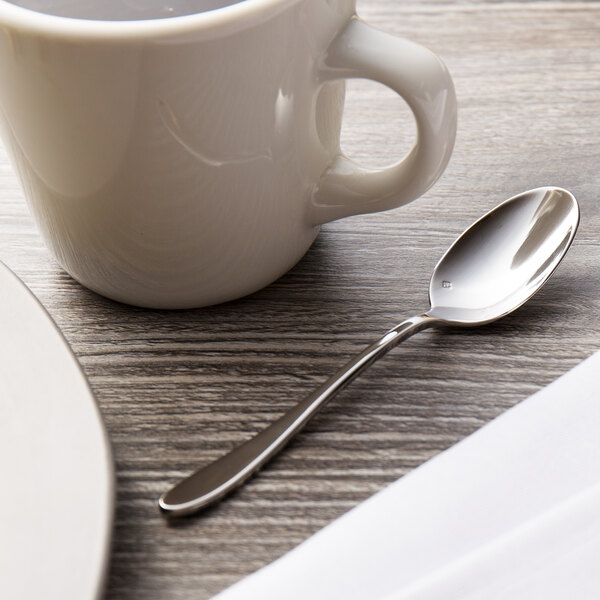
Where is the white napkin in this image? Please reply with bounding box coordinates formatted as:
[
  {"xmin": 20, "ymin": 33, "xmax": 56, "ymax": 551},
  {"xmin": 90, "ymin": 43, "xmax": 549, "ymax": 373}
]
[{"xmin": 214, "ymin": 350, "xmax": 600, "ymax": 600}]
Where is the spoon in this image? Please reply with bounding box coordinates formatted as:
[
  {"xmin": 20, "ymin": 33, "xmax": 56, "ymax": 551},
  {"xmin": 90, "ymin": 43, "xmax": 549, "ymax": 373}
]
[{"xmin": 159, "ymin": 186, "xmax": 580, "ymax": 517}]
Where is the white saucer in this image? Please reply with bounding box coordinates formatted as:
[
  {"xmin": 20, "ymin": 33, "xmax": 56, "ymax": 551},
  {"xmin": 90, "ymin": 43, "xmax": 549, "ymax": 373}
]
[{"xmin": 0, "ymin": 261, "xmax": 114, "ymax": 599}]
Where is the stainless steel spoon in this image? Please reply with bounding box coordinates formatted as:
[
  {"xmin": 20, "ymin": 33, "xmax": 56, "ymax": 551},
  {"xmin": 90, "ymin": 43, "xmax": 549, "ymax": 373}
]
[{"xmin": 160, "ymin": 186, "xmax": 580, "ymax": 517}]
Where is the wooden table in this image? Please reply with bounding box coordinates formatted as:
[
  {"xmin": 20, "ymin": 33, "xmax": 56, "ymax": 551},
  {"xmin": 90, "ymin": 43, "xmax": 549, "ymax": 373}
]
[{"xmin": 1, "ymin": 1, "xmax": 599, "ymax": 598}]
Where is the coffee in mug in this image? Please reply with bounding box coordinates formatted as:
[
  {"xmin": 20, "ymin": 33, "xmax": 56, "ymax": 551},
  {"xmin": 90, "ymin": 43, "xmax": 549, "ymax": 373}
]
[{"xmin": 4, "ymin": 0, "xmax": 242, "ymax": 19}]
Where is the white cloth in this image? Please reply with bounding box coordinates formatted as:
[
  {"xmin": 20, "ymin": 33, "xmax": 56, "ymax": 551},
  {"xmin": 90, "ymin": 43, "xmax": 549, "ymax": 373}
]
[{"xmin": 214, "ymin": 350, "xmax": 600, "ymax": 600}]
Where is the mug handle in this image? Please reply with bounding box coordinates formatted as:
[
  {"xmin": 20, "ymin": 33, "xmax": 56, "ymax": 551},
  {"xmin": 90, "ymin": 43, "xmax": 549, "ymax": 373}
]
[{"xmin": 310, "ymin": 17, "xmax": 457, "ymax": 225}]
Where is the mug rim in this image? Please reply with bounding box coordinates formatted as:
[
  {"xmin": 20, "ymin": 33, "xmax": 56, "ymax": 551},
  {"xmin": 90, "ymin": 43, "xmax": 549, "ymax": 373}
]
[{"xmin": 0, "ymin": 0, "xmax": 297, "ymax": 40}]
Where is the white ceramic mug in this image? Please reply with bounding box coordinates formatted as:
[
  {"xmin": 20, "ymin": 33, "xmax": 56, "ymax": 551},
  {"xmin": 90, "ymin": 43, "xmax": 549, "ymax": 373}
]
[{"xmin": 0, "ymin": 0, "xmax": 456, "ymax": 308}]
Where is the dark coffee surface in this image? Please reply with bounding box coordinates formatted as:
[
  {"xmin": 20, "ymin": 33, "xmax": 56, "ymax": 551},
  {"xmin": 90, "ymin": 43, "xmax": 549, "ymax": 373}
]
[{"xmin": 5, "ymin": 0, "xmax": 244, "ymax": 20}]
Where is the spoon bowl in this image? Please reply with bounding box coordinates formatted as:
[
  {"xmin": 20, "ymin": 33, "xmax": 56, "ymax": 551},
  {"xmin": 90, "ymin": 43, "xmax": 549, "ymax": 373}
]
[
  {"xmin": 428, "ymin": 187, "xmax": 579, "ymax": 324},
  {"xmin": 160, "ymin": 186, "xmax": 579, "ymax": 517}
]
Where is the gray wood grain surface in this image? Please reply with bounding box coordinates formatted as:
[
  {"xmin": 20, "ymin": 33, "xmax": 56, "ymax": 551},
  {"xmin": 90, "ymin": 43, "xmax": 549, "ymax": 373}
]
[{"xmin": 1, "ymin": 1, "xmax": 599, "ymax": 598}]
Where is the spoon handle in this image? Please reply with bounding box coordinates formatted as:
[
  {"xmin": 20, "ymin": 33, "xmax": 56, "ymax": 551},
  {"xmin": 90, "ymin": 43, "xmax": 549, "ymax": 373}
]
[{"xmin": 159, "ymin": 313, "xmax": 436, "ymax": 516}]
